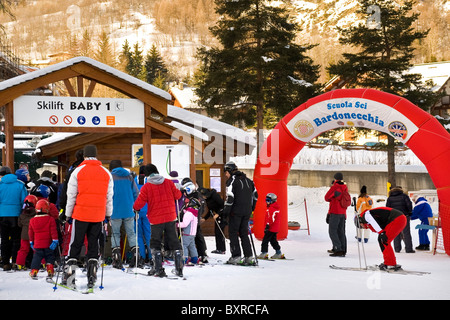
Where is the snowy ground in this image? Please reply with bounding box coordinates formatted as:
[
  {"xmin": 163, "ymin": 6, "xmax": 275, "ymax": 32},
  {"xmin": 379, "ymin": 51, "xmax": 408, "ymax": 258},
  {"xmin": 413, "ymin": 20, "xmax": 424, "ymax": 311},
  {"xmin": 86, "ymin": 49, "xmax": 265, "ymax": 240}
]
[{"xmin": 0, "ymin": 186, "xmax": 449, "ymax": 302}]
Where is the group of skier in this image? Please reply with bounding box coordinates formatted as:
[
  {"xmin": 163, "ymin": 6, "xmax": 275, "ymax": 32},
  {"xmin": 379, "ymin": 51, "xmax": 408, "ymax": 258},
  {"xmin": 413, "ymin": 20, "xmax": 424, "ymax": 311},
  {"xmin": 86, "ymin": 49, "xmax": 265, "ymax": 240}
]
[
  {"xmin": 325, "ymin": 172, "xmax": 434, "ymax": 272},
  {"xmin": 0, "ymin": 143, "xmax": 287, "ymax": 290}
]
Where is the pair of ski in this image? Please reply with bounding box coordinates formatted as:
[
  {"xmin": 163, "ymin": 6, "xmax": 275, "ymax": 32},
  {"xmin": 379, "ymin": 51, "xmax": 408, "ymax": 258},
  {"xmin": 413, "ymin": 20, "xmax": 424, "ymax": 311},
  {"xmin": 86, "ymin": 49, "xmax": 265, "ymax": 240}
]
[
  {"xmin": 124, "ymin": 266, "xmax": 187, "ymax": 280},
  {"xmin": 330, "ymin": 264, "xmax": 430, "ymax": 276},
  {"xmin": 260, "ymin": 257, "xmax": 294, "ymax": 262}
]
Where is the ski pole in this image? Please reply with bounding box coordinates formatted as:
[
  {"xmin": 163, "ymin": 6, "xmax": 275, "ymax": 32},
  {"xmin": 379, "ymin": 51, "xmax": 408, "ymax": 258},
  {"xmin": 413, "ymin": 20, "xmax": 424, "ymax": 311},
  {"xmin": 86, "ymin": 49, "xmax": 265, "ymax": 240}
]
[
  {"xmin": 53, "ymin": 244, "xmax": 65, "ymax": 291},
  {"xmin": 248, "ymin": 221, "xmax": 258, "ymax": 266},
  {"xmin": 135, "ymin": 211, "xmax": 139, "ymax": 275},
  {"xmin": 210, "ymin": 210, "xmax": 229, "ymax": 244},
  {"xmin": 99, "ymin": 221, "xmax": 108, "ymax": 290},
  {"xmin": 353, "ymin": 197, "xmax": 362, "ymax": 269}
]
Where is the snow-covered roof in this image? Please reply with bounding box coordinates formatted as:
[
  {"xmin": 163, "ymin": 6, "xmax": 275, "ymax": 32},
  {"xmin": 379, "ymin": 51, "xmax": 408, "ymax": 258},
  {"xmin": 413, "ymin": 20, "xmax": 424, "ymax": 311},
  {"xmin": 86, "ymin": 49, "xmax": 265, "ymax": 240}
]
[
  {"xmin": 169, "ymin": 85, "xmax": 200, "ymax": 109},
  {"xmin": 0, "ymin": 56, "xmax": 172, "ymax": 101},
  {"xmin": 407, "ymin": 61, "xmax": 450, "ymax": 91},
  {"xmin": 167, "ymin": 104, "xmax": 257, "ymax": 147}
]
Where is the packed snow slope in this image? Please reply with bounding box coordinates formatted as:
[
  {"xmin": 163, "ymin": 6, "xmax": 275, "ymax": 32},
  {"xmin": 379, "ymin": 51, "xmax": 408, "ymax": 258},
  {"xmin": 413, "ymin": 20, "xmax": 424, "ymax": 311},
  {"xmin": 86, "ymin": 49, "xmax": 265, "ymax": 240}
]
[{"xmin": 0, "ymin": 186, "xmax": 448, "ymax": 300}]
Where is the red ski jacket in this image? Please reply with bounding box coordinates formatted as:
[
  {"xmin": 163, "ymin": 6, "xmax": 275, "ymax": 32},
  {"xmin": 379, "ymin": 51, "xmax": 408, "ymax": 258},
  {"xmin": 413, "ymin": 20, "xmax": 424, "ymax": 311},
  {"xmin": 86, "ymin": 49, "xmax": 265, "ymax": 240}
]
[
  {"xmin": 325, "ymin": 180, "xmax": 349, "ymax": 216},
  {"xmin": 265, "ymin": 202, "xmax": 281, "ymax": 233},
  {"xmin": 133, "ymin": 175, "xmax": 182, "ymax": 225},
  {"xmin": 28, "ymin": 214, "xmax": 58, "ymax": 249}
]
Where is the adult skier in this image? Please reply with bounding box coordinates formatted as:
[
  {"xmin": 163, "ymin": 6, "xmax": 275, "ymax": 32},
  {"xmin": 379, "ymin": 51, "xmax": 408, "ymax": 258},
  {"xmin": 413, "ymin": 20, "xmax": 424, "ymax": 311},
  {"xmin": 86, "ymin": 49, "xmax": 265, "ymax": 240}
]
[{"xmin": 357, "ymin": 207, "xmax": 407, "ymax": 271}]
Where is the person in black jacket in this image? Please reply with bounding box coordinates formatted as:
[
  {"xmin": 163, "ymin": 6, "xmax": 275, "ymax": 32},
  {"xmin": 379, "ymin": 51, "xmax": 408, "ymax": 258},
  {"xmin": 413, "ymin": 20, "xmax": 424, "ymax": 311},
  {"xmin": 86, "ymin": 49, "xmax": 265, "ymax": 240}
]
[
  {"xmin": 199, "ymin": 187, "xmax": 226, "ymax": 254},
  {"xmin": 223, "ymin": 161, "xmax": 258, "ymax": 265},
  {"xmin": 386, "ymin": 186, "xmax": 415, "ymax": 253}
]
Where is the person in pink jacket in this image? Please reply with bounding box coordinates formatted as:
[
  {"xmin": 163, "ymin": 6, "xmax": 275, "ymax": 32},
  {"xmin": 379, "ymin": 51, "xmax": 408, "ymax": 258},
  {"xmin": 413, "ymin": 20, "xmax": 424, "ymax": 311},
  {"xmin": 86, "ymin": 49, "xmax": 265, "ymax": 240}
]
[{"xmin": 177, "ymin": 207, "xmax": 199, "ymax": 265}]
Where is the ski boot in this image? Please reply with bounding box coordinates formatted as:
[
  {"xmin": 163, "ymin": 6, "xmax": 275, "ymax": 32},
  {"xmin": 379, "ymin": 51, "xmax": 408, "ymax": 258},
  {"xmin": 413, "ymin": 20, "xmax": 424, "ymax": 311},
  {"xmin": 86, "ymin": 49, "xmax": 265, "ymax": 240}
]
[
  {"xmin": 379, "ymin": 263, "xmax": 403, "ymax": 271},
  {"xmin": 87, "ymin": 258, "xmax": 98, "ymax": 288},
  {"xmin": 173, "ymin": 250, "xmax": 184, "ymax": 277},
  {"xmin": 46, "ymin": 263, "xmax": 55, "ymax": 280},
  {"xmin": 271, "ymin": 252, "xmax": 285, "ymax": 259},
  {"xmin": 257, "ymin": 252, "xmax": 269, "ymax": 259},
  {"xmin": 29, "ymin": 269, "xmax": 39, "ymax": 279},
  {"xmin": 148, "ymin": 250, "xmax": 166, "ymax": 277},
  {"xmin": 61, "ymin": 258, "xmax": 78, "ymax": 288},
  {"xmin": 111, "ymin": 247, "xmax": 123, "ymax": 270},
  {"xmin": 226, "ymin": 256, "xmax": 243, "ymax": 265},
  {"xmin": 128, "ymin": 246, "xmax": 139, "ymax": 268},
  {"xmin": 242, "ymin": 256, "xmax": 257, "ymax": 266}
]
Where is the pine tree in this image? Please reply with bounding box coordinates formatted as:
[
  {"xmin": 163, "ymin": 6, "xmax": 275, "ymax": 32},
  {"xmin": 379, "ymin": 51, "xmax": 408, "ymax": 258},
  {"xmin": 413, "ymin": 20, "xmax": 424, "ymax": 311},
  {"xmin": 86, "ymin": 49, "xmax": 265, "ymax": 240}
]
[
  {"xmin": 194, "ymin": 0, "xmax": 320, "ymax": 147},
  {"xmin": 123, "ymin": 41, "xmax": 144, "ymax": 80},
  {"xmin": 95, "ymin": 31, "xmax": 114, "ymax": 66},
  {"xmin": 327, "ymin": 0, "xmax": 439, "ymax": 187},
  {"xmin": 144, "ymin": 44, "xmax": 168, "ymax": 88}
]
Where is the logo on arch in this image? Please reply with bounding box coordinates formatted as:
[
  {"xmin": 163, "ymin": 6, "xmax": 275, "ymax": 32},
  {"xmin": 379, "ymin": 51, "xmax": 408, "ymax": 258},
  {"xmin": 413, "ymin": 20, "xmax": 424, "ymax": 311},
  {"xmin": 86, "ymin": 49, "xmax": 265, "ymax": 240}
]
[
  {"xmin": 388, "ymin": 121, "xmax": 408, "ymax": 140},
  {"xmin": 293, "ymin": 120, "xmax": 314, "ymax": 139}
]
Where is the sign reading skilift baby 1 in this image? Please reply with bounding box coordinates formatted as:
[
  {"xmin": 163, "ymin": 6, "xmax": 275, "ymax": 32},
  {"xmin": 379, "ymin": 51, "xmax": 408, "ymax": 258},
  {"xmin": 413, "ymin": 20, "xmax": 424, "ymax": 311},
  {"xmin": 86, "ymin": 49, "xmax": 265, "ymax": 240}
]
[
  {"xmin": 285, "ymin": 98, "xmax": 419, "ymax": 143},
  {"xmin": 13, "ymin": 96, "xmax": 145, "ymax": 128}
]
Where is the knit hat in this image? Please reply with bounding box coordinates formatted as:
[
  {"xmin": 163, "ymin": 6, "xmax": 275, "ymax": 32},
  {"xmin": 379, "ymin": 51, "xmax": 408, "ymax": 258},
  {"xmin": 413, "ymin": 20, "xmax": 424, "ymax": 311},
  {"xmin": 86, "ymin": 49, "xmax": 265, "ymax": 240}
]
[
  {"xmin": 334, "ymin": 172, "xmax": 343, "ymax": 181},
  {"xmin": 0, "ymin": 166, "xmax": 12, "ymax": 176},
  {"xmin": 83, "ymin": 145, "xmax": 97, "ymax": 157},
  {"xmin": 169, "ymin": 171, "xmax": 178, "ymax": 178},
  {"xmin": 144, "ymin": 163, "xmax": 159, "ymax": 176},
  {"xmin": 109, "ymin": 160, "xmax": 122, "ymax": 171},
  {"xmin": 15, "ymin": 168, "xmax": 29, "ymax": 182}
]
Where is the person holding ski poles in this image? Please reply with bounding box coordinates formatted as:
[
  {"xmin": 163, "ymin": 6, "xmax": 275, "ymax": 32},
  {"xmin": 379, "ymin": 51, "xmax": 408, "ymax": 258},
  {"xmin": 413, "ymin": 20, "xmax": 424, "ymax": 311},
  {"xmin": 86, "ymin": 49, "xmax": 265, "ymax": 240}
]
[
  {"xmin": 133, "ymin": 163, "xmax": 183, "ymax": 278},
  {"xmin": 223, "ymin": 161, "xmax": 258, "ymax": 266},
  {"xmin": 199, "ymin": 187, "xmax": 226, "ymax": 255},
  {"xmin": 357, "ymin": 207, "xmax": 407, "ymax": 271},
  {"xmin": 63, "ymin": 145, "xmax": 114, "ymax": 289}
]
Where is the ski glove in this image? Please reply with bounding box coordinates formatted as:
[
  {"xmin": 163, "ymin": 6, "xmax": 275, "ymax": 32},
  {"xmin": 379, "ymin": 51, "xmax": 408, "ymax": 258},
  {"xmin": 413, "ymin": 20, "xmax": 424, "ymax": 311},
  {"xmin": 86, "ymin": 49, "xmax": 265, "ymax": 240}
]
[
  {"xmin": 30, "ymin": 241, "xmax": 34, "ymax": 251},
  {"xmin": 49, "ymin": 240, "xmax": 59, "ymax": 250},
  {"xmin": 378, "ymin": 231, "xmax": 388, "ymax": 246}
]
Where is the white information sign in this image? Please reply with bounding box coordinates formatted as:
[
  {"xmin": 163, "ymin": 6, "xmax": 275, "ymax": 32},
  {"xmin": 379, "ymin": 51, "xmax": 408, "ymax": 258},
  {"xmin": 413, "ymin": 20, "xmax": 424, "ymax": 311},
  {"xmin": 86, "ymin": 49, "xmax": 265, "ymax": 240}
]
[
  {"xmin": 13, "ymin": 96, "xmax": 145, "ymax": 128},
  {"xmin": 285, "ymin": 98, "xmax": 419, "ymax": 143}
]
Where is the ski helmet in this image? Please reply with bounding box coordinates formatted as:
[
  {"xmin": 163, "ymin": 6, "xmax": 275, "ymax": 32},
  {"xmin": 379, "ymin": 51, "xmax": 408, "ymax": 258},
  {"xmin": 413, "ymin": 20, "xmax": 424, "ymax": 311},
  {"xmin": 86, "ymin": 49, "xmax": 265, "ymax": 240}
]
[
  {"xmin": 265, "ymin": 193, "xmax": 277, "ymax": 204},
  {"xmin": 224, "ymin": 161, "xmax": 237, "ymax": 173},
  {"xmin": 33, "ymin": 184, "xmax": 50, "ymax": 198},
  {"xmin": 35, "ymin": 199, "xmax": 51, "ymax": 214},
  {"xmin": 24, "ymin": 195, "xmax": 38, "ymax": 207},
  {"xmin": 183, "ymin": 181, "xmax": 196, "ymax": 195}
]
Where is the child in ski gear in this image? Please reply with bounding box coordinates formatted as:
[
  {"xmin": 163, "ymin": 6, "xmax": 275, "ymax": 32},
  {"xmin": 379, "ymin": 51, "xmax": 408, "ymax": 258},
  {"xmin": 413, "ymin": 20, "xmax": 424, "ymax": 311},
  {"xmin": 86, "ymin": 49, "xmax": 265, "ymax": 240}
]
[
  {"xmin": 109, "ymin": 160, "xmax": 139, "ymax": 269},
  {"xmin": 133, "ymin": 163, "xmax": 183, "ymax": 277},
  {"xmin": 355, "ymin": 185, "xmax": 373, "ymax": 243},
  {"xmin": 386, "ymin": 186, "xmax": 414, "ymax": 253},
  {"xmin": 223, "ymin": 161, "xmax": 258, "ymax": 265},
  {"xmin": 0, "ymin": 166, "xmax": 28, "ymax": 271},
  {"xmin": 325, "ymin": 172, "xmax": 348, "ymax": 257},
  {"xmin": 135, "ymin": 165, "xmax": 152, "ymax": 265},
  {"xmin": 180, "ymin": 178, "xmax": 208, "ymax": 263},
  {"xmin": 258, "ymin": 193, "xmax": 283, "ymax": 259},
  {"xmin": 177, "ymin": 207, "xmax": 199, "ymax": 265},
  {"xmin": 411, "ymin": 197, "xmax": 433, "ymax": 250},
  {"xmin": 28, "ymin": 199, "xmax": 59, "ymax": 279},
  {"xmin": 16, "ymin": 195, "xmax": 38, "ymax": 270},
  {"xmin": 64, "ymin": 145, "xmax": 114, "ymax": 288},
  {"xmin": 358, "ymin": 207, "xmax": 407, "ymax": 270}
]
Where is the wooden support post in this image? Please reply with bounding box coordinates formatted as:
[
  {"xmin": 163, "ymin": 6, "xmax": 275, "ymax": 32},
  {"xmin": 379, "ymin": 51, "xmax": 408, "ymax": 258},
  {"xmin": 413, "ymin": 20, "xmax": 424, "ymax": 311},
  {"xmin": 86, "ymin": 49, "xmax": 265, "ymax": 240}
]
[
  {"xmin": 142, "ymin": 104, "xmax": 152, "ymax": 165},
  {"xmin": 4, "ymin": 102, "xmax": 14, "ymax": 169}
]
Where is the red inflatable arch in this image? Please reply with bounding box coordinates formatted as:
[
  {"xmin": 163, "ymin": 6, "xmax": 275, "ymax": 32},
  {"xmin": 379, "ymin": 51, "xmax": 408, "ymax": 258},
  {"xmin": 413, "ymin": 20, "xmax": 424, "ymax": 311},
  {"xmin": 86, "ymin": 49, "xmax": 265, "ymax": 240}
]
[{"xmin": 253, "ymin": 88, "xmax": 450, "ymax": 255}]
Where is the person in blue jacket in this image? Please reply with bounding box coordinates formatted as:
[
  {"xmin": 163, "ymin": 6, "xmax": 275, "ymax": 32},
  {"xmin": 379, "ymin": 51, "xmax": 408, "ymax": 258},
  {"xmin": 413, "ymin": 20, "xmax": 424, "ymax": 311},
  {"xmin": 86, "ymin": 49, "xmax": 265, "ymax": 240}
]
[
  {"xmin": 109, "ymin": 160, "xmax": 139, "ymax": 269},
  {"xmin": 0, "ymin": 166, "xmax": 28, "ymax": 271},
  {"xmin": 134, "ymin": 165, "xmax": 152, "ymax": 266},
  {"xmin": 411, "ymin": 196, "xmax": 434, "ymax": 251}
]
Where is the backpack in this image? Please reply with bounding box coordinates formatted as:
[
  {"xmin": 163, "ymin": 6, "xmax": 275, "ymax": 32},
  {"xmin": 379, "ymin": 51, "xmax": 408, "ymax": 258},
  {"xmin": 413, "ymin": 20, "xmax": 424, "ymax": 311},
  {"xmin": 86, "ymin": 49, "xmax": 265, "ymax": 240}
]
[{"xmin": 339, "ymin": 189, "xmax": 352, "ymax": 208}]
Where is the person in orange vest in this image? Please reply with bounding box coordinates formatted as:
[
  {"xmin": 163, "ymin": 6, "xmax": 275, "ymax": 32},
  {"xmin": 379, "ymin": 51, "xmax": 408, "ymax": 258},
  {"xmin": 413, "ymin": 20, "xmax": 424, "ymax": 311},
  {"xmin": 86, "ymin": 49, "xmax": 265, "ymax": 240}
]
[{"xmin": 63, "ymin": 145, "xmax": 113, "ymax": 289}]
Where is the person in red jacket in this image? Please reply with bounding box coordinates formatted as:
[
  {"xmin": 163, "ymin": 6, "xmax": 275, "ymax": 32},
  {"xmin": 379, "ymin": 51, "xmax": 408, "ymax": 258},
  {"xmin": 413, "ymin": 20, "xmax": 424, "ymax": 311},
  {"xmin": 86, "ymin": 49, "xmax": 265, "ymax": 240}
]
[
  {"xmin": 133, "ymin": 163, "xmax": 183, "ymax": 278},
  {"xmin": 28, "ymin": 199, "xmax": 59, "ymax": 279},
  {"xmin": 258, "ymin": 193, "xmax": 284, "ymax": 259},
  {"xmin": 358, "ymin": 207, "xmax": 407, "ymax": 270},
  {"xmin": 325, "ymin": 172, "xmax": 348, "ymax": 257}
]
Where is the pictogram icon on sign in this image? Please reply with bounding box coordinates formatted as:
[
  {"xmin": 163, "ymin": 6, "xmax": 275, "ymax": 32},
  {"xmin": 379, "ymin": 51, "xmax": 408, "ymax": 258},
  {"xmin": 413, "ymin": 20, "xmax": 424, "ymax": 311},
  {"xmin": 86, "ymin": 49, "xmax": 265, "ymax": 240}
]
[
  {"xmin": 92, "ymin": 116, "xmax": 101, "ymax": 125},
  {"xmin": 77, "ymin": 116, "xmax": 86, "ymax": 125},
  {"xmin": 63, "ymin": 115, "xmax": 73, "ymax": 125},
  {"xmin": 49, "ymin": 115, "xmax": 58, "ymax": 125}
]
